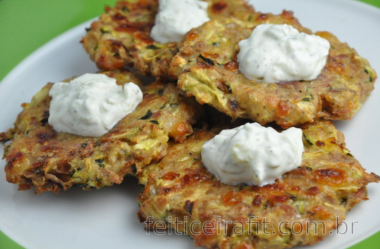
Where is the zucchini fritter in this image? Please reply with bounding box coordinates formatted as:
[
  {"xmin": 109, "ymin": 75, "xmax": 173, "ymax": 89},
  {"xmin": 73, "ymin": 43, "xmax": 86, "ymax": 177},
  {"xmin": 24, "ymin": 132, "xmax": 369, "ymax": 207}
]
[
  {"xmin": 0, "ymin": 70, "xmax": 203, "ymax": 194},
  {"xmin": 138, "ymin": 121, "xmax": 379, "ymax": 249},
  {"xmin": 81, "ymin": 0, "xmax": 255, "ymax": 78},
  {"xmin": 170, "ymin": 12, "xmax": 377, "ymax": 128}
]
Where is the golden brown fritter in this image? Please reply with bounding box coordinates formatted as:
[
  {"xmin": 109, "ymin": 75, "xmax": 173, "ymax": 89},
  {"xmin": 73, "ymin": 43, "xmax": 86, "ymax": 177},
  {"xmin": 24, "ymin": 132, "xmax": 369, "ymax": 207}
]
[
  {"xmin": 137, "ymin": 121, "xmax": 379, "ymax": 249},
  {"xmin": 0, "ymin": 70, "xmax": 203, "ymax": 194},
  {"xmin": 81, "ymin": 0, "xmax": 255, "ymax": 78},
  {"xmin": 170, "ymin": 12, "xmax": 377, "ymax": 128}
]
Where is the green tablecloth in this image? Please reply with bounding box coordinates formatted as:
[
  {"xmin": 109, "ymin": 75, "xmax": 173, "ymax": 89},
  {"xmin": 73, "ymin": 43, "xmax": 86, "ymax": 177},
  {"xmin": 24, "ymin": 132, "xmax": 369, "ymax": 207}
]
[{"xmin": 0, "ymin": 0, "xmax": 379, "ymax": 248}]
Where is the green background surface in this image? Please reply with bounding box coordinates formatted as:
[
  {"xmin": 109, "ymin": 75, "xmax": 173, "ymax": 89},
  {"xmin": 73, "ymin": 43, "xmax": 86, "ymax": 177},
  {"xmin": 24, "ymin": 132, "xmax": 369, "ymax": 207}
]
[{"xmin": 0, "ymin": 0, "xmax": 379, "ymax": 248}]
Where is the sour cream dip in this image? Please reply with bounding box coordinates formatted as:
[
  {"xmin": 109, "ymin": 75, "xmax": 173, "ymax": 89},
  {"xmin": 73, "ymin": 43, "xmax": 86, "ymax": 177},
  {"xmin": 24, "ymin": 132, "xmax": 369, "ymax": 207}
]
[
  {"xmin": 237, "ymin": 24, "xmax": 330, "ymax": 83},
  {"xmin": 151, "ymin": 0, "xmax": 210, "ymax": 43},
  {"xmin": 48, "ymin": 73, "xmax": 143, "ymax": 137},
  {"xmin": 201, "ymin": 123, "xmax": 304, "ymax": 186}
]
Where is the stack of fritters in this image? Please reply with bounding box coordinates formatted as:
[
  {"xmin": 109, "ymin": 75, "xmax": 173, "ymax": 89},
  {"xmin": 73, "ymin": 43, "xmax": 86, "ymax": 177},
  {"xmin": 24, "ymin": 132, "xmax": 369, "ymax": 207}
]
[{"xmin": 1, "ymin": 1, "xmax": 379, "ymax": 249}]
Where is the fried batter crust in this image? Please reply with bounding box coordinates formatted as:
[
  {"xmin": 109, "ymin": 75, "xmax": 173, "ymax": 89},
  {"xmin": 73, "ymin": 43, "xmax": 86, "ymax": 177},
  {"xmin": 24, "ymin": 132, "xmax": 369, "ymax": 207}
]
[
  {"xmin": 81, "ymin": 0, "xmax": 255, "ymax": 78},
  {"xmin": 1, "ymin": 70, "xmax": 203, "ymax": 194},
  {"xmin": 138, "ymin": 121, "xmax": 379, "ymax": 249},
  {"xmin": 170, "ymin": 12, "xmax": 377, "ymax": 128}
]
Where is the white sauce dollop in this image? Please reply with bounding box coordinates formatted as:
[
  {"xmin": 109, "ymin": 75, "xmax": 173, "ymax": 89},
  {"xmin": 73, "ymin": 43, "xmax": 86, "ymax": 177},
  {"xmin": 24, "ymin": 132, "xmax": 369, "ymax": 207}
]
[
  {"xmin": 201, "ymin": 123, "xmax": 304, "ymax": 186},
  {"xmin": 151, "ymin": 0, "xmax": 210, "ymax": 43},
  {"xmin": 48, "ymin": 73, "xmax": 143, "ymax": 137},
  {"xmin": 237, "ymin": 24, "xmax": 330, "ymax": 83}
]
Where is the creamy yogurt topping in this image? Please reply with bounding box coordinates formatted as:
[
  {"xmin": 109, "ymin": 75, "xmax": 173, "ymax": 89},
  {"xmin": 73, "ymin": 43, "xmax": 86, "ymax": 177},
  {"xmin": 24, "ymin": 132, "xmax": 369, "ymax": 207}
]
[
  {"xmin": 151, "ymin": 0, "xmax": 210, "ymax": 43},
  {"xmin": 201, "ymin": 123, "xmax": 304, "ymax": 186},
  {"xmin": 237, "ymin": 24, "xmax": 330, "ymax": 83},
  {"xmin": 48, "ymin": 73, "xmax": 143, "ymax": 137}
]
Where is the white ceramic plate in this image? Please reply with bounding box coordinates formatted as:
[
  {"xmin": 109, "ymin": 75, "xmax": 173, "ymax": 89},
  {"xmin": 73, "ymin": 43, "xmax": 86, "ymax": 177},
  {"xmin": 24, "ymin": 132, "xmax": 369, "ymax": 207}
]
[{"xmin": 1, "ymin": 0, "xmax": 380, "ymax": 248}]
